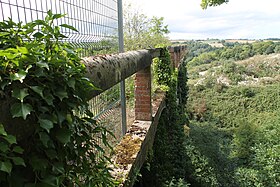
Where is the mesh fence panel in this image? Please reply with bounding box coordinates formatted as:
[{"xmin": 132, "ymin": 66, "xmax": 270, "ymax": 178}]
[
  {"xmin": 0, "ymin": 0, "xmax": 123, "ymax": 147},
  {"xmin": 0, "ymin": 0, "xmax": 118, "ymax": 56}
]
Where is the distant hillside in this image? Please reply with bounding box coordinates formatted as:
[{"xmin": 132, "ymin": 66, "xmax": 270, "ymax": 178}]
[
  {"xmin": 184, "ymin": 41, "xmax": 280, "ymax": 187},
  {"xmin": 189, "ymin": 53, "xmax": 280, "ymax": 88}
]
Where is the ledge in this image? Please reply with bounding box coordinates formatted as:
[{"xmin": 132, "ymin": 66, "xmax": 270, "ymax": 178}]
[{"xmin": 111, "ymin": 91, "xmax": 166, "ymax": 187}]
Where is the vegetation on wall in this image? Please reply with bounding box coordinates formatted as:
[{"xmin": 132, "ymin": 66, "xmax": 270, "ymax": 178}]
[
  {"xmin": 0, "ymin": 12, "xmax": 114, "ymax": 186},
  {"xmin": 135, "ymin": 48, "xmax": 189, "ymax": 186},
  {"xmin": 123, "ymin": 3, "xmax": 171, "ymax": 107}
]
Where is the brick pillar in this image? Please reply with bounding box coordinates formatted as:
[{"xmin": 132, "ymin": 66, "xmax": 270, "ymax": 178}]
[
  {"xmin": 168, "ymin": 47, "xmax": 175, "ymax": 69},
  {"xmin": 135, "ymin": 66, "xmax": 152, "ymax": 121},
  {"xmin": 174, "ymin": 52, "xmax": 178, "ymax": 67}
]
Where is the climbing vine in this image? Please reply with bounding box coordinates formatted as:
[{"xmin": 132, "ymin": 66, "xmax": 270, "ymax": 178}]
[
  {"xmin": 153, "ymin": 47, "xmax": 172, "ymax": 88},
  {"xmin": 0, "ymin": 11, "xmax": 114, "ymax": 186},
  {"xmin": 138, "ymin": 47, "xmax": 188, "ymax": 186}
]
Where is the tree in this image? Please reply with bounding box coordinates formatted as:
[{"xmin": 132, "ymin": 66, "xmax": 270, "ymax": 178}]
[
  {"xmin": 123, "ymin": 4, "xmax": 170, "ymax": 51},
  {"xmin": 201, "ymin": 0, "xmax": 229, "ymax": 9}
]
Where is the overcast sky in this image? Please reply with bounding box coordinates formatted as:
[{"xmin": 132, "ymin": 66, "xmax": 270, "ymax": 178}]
[{"xmin": 123, "ymin": 0, "xmax": 280, "ymax": 40}]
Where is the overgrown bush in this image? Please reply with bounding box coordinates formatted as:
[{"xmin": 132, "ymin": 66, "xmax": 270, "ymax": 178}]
[
  {"xmin": 137, "ymin": 48, "xmax": 188, "ymax": 186},
  {"xmin": 187, "ymin": 83, "xmax": 280, "ymax": 186},
  {"xmin": 0, "ymin": 12, "xmax": 114, "ymax": 186},
  {"xmin": 186, "ymin": 40, "xmax": 279, "ymax": 186}
]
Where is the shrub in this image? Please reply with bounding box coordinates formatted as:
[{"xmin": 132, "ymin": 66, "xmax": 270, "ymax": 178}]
[{"xmin": 0, "ymin": 12, "xmax": 113, "ymax": 186}]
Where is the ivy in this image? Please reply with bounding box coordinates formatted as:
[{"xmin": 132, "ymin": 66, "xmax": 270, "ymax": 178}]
[
  {"xmin": 0, "ymin": 124, "xmax": 25, "ymax": 175},
  {"xmin": 0, "ymin": 11, "xmax": 114, "ymax": 186},
  {"xmin": 138, "ymin": 47, "xmax": 188, "ymax": 186},
  {"xmin": 153, "ymin": 48, "xmax": 172, "ymax": 88}
]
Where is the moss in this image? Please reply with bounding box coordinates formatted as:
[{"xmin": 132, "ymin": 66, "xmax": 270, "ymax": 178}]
[{"xmin": 115, "ymin": 135, "xmax": 142, "ymax": 167}]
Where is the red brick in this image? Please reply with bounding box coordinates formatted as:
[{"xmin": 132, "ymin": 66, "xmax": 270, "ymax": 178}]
[
  {"xmin": 135, "ymin": 66, "xmax": 152, "ymax": 121},
  {"xmin": 135, "ymin": 107, "xmax": 151, "ymax": 112},
  {"xmin": 135, "ymin": 113, "xmax": 151, "ymax": 121}
]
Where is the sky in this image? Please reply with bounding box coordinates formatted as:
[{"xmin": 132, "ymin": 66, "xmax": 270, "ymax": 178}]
[{"xmin": 123, "ymin": 0, "xmax": 280, "ymax": 40}]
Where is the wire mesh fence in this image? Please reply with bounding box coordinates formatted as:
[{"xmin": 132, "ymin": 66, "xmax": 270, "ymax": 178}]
[
  {"xmin": 0, "ymin": 0, "xmax": 119, "ymax": 56},
  {"xmin": 0, "ymin": 0, "xmax": 124, "ymax": 147}
]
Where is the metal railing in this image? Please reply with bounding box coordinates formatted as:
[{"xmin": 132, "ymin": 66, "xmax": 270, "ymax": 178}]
[
  {"xmin": 0, "ymin": 0, "xmax": 124, "ymax": 146},
  {"xmin": 0, "ymin": 0, "xmax": 119, "ymax": 56}
]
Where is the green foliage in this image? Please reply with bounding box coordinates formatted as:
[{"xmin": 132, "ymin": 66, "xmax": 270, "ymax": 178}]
[
  {"xmin": 188, "ymin": 51, "xmax": 217, "ymax": 67},
  {"xmin": 185, "ymin": 139, "xmax": 220, "ymax": 187},
  {"xmin": 153, "ymin": 48, "xmax": 172, "ymax": 87},
  {"xmin": 185, "ymin": 121, "xmax": 236, "ymax": 186},
  {"xmin": 142, "ymin": 78, "xmax": 187, "ymax": 185},
  {"xmin": 0, "ymin": 12, "xmax": 114, "ymax": 186},
  {"xmin": 177, "ymin": 62, "xmax": 188, "ymax": 107},
  {"xmin": 137, "ymin": 48, "xmax": 189, "ymax": 186},
  {"xmin": 231, "ymin": 120, "xmax": 257, "ymax": 164},
  {"xmin": 187, "ymin": 41, "xmax": 280, "ymax": 69},
  {"xmin": 123, "ymin": 4, "xmax": 170, "ymax": 50},
  {"xmin": 201, "ymin": 0, "xmax": 229, "ymax": 9},
  {"xmin": 0, "ymin": 124, "xmax": 25, "ymax": 175},
  {"xmin": 235, "ymin": 113, "xmax": 280, "ymax": 187},
  {"xmin": 187, "ymin": 84, "xmax": 280, "ymax": 186},
  {"xmin": 164, "ymin": 178, "xmax": 190, "ymax": 187},
  {"xmin": 186, "ymin": 39, "xmax": 280, "ymax": 186}
]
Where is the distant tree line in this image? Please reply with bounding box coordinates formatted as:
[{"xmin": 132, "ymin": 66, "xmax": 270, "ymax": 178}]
[{"xmin": 185, "ymin": 41, "xmax": 280, "ymax": 67}]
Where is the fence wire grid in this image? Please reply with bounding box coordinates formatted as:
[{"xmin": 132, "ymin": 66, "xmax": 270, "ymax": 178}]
[
  {"xmin": 0, "ymin": 0, "xmax": 124, "ymax": 147},
  {"xmin": 0, "ymin": 0, "xmax": 119, "ymax": 56}
]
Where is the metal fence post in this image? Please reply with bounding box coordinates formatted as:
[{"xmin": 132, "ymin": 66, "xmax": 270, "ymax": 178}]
[{"xmin": 118, "ymin": 0, "xmax": 127, "ymax": 135}]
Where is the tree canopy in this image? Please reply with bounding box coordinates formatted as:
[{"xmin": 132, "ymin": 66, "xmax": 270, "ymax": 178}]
[
  {"xmin": 123, "ymin": 4, "xmax": 170, "ymax": 50},
  {"xmin": 201, "ymin": 0, "xmax": 229, "ymax": 9}
]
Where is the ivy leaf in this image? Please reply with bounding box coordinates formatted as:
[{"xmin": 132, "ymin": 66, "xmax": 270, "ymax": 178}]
[
  {"xmin": 36, "ymin": 61, "xmax": 49, "ymax": 70},
  {"xmin": 43, "ymin": 94, "xmax": 55, "ymax": 106},
  {"xmin": 45, "ymin": 149, "xmax": 57, "ymax": 160},
  {"xmin": 33, "ymin": 20, "xmax": 48, "ymax": 26},
  {"xmin": 56, "ymin": 111, "xmax": 66, "ymax": 124},
  {"xmin": 25, "ymin": 64, "xmax": 33, "ymax": 73},
  {"xmin": 53, "ymin": 13, "xmax": 65, "ymax": 19},
  {"xmin": 33, "ymin": 32, "xmax": 44, "ymax": 39},
  {"xmin": 42, "ymin": 175, "xmax": 59, "ymax": 186},
  {"xmin": 0, "ymin": 32, "xmax": 9, "ymax": 37},
  {"xmin": 65, "ymin": 48, "xmax": 76, "ymax": 55},
  {"xmin": 17, "ymin": 47, "xmax": 28, "ymax": 54},
  {"xmin": 0, "ymin": 81, "xmax": 10, "ymax": 90},
  {"xmin": 12, "ymin": 88, "xmax": 29, "ymax": 102},
  {"xmin": 29, "ymin": 157, "xmax": 48, "ymax": 171},
  {"xmin": 60, "ymin": 24, "xmax": 78, "ymax": 32},
  {"xmin": 13, "ymin": 146, "xmax": 24, "ymax": 154},
  {"xmin": 10, "ymin": 103, "xmax": 33, "ymax": 120},
  {"xmin": 0, "ymin": 161, "xmax": 12, "ymax": 174},
  {"xmin": 12, "ymin": 157, "xmax": 26, "ymax": 166},
  {"xmin": 4, "ymin": 135, "xmax": 17, "ymax": 145},
  {"xmin": 10, "ymin": 70, "xmax": 27, "ymax": 83},
  {"xmin": 0, "ymin": 51, "xmax": 17, "ymax": 60},
  {"xmin": 30, "ymin": 86, "xmax": 44, "ymax": 98},
  {"xmin": 34, "ymin": 68, "xmax": 45, "ymax": 77},
  {"xmin": 39, "ymin": 132, "xmax": 50, "ymax": 147},
  {"xmin": 0, "ymin": 124, "xmax": 7, "ymax": 136},
  {"xmin": 0, "ymin": 142, "xmax": 9, "ymax": 153},
  {"xmin": 55, "ymin": 128, "xmax": 71, "ymax": 144},
  {"xmin": 39, "ymin": 119, "xmax": 53, "ymax": 133},
  {"xmin": 54, "ymin": 90, "xmax": 68, "ymax": 101},
  {"xmin": 67, "ymin": 77, "xmax": 76, "ymax": 89},
  {"xmin": 52, "ymin": 162, "xmax": 64, "ymax": 174}
]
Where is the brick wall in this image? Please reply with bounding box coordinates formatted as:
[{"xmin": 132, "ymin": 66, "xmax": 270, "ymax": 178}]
[{"xmin": 135, "ymin": 66, "xmax": 152, "ymax": 121}]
